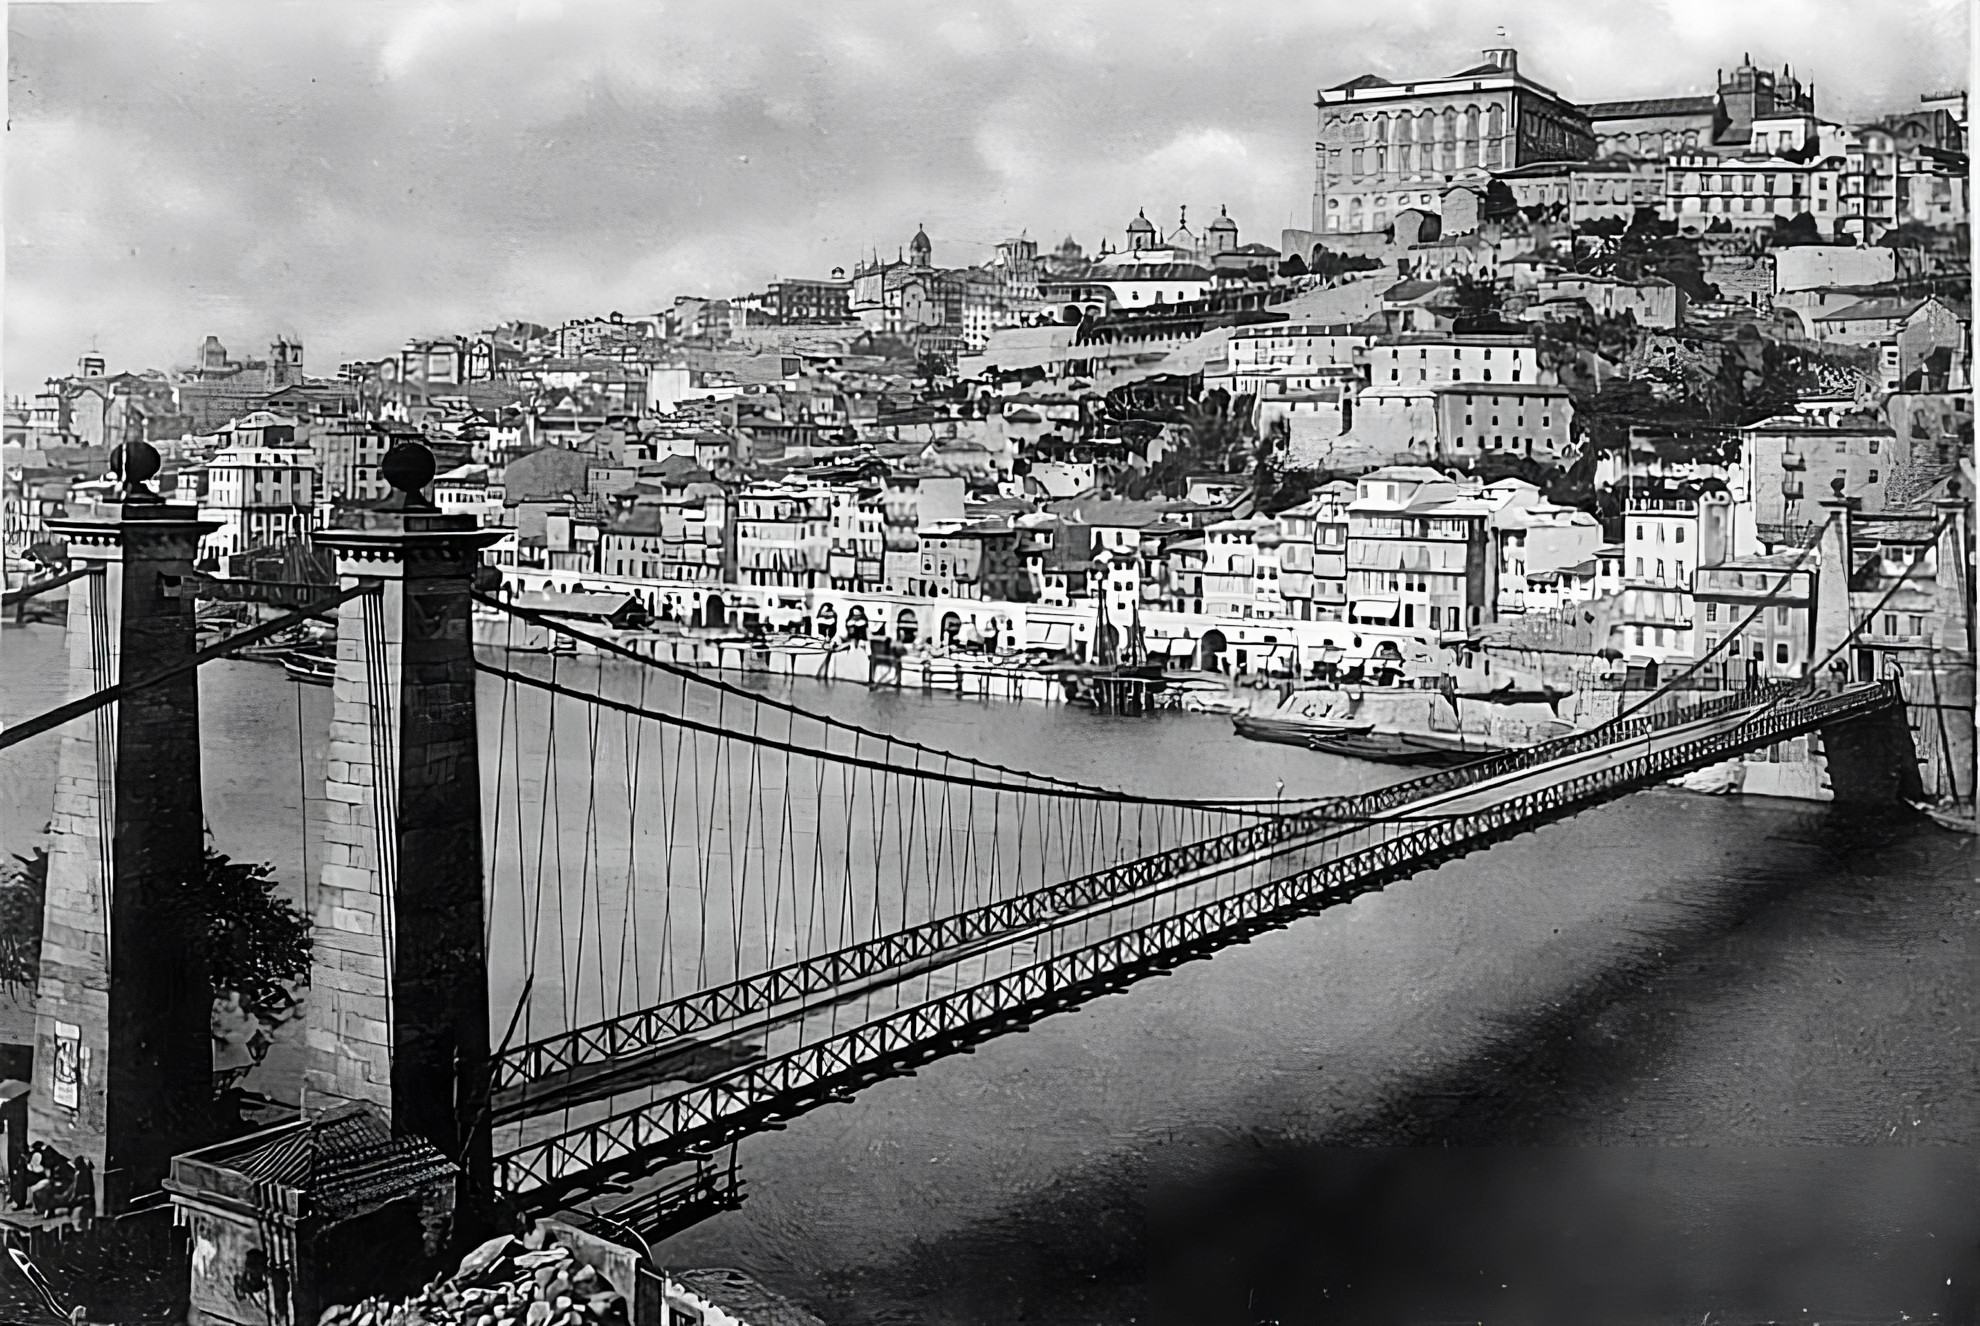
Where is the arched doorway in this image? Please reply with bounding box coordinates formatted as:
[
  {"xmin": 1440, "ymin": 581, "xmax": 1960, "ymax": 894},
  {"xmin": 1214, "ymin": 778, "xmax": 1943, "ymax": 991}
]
[
  {"xmin": 1199, "ymin": 628, "xmax": 1227, "ymax": 673},
  {"xmin": 845, "ymin": 605, "xmax": 868, "ymax": 642},
  {"xmin": 940, "ymin": 611, "xmax": 963, "ymax": 645},
  {"xmin": 701, "ymin": 594, "xmax": 727, "ymax": 629},
  {"xmin": 816, "ymin": 603, "xmax": 838, "ymax": 639},
  {"xmin": 895, "ymin": 607, "xmax": 919, "ymax": 644}
]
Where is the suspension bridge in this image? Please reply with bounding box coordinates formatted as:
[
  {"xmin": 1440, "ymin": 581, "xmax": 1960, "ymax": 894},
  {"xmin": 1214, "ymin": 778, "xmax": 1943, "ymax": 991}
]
[{"xmin": 0, "ymin": 442, "xmax": 1935, "ymax": 1245}]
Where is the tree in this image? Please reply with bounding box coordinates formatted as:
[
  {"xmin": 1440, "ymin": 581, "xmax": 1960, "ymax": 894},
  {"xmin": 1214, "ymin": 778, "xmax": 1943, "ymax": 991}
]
[
  {"xmin": 1250, "ymin": 415, "xmax": 1290, "ymax": 504},
  {"xmin": 0, "ymin": 849, "xmax": 46, "ymax": 995},
  {"xmin": 195, "ymin": 852, "xmax": 313, "ymax": 1022},
  {"xmin": 1307, "ymin": 246, "xmax": 1383, "ymax": 281},
  {"xmin": 1278, "ymin": 253, "xmax": 1308, "ymax": 278},
  {"xmin": 1879, "ymin": 221, "xmax": 1954, "ymax": 252},
  {"xmin": 1769, "ymin": 212, "xmax": 1824, "ymax": 247},
  {"xmin": 0, "ymin": 845, "xmax": 312, "ymax": 1089},
  {"xmin": 1480, "ymin": 179, "xmax": 1521, "ymax": 222}
]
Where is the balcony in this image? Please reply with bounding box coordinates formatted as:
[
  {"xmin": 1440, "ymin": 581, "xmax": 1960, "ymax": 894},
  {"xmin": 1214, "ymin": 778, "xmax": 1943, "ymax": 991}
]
[
  {"xmin": 1780, "ymin": 451, "xmax": 1805, "ymax": 471},
  {"xmin": 1781, "ymin": 479, "xmax": 1804, "ymax": 500}
]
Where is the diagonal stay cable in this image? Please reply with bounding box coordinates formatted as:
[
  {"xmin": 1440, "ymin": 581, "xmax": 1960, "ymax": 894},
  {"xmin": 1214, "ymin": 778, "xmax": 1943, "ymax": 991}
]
[
  {"xmin": 473, "ymin": 592, "xmax": 1119, "ymax": 796},
  {"xmin": 473, "ymin": 659, "xmax": 1309, "ymax": 815},
  {"xmin": 487, "ymin": 677, "xmax": 1889, "ymax": 1096},
  {"xmin": 0, "ymin": 582, "xmax": 374, "ymax": 754}
]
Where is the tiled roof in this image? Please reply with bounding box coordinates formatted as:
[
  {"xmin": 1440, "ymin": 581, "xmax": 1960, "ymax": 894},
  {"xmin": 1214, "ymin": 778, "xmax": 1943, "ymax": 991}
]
[
  {"xmin": 1583, "ymin": 95, "xmax": 1719, "ymax": 119},
  {"xmin": 1082, "ymin": 262, "xmax": 1216, "ymax": 282},
  {"xmin": 210, "ymin": 1105, "xmax": 458, "ymax": 1222},
  {"xmin": 1327, "ymin": 73, "xmax": 1395, "ymax": 92},
  {"xmin": 1815, "ymin": 297, "xmax": 1928, "ymax": 322}
]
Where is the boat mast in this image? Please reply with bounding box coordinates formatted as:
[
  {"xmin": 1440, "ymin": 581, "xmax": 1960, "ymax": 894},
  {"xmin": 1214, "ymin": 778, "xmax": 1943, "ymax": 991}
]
[{"xmin": 1093, "ymin": 551, "xmax": 1114, "ymax": 667}]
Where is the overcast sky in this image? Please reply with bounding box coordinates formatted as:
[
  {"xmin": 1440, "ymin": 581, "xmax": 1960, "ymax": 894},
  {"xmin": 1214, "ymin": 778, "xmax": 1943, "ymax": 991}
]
[{"xmin": 4, "ymin": 0, "xmax": 1967, "ymax": 390}]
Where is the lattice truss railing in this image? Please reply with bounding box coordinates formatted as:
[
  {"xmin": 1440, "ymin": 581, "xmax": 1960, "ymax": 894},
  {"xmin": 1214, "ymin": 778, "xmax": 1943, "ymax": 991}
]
[{"xmin": 469, "ymin": 589, "xmax": 1897, "ymax": 1207}]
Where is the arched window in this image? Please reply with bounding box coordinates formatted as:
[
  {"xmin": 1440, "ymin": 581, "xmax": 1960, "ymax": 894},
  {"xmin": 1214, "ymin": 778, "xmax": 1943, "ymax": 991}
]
[
  {"xmin": 1464, "ymin": 106, "xmax": 1480, "ymax": 140},
  {"xmin": 1373, "ymin": 114, "xmax": 1388, "ymax": 143},
  {"xmin": 1486, "ymin": 104, "xmax": 1505, "ymax": 139}
]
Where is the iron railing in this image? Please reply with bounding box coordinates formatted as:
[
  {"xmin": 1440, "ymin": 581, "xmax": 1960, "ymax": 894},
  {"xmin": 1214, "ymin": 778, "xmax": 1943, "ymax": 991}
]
[{"xmin": 492, "ymin": 681, "xmax": 1899, "ymax": 1205}]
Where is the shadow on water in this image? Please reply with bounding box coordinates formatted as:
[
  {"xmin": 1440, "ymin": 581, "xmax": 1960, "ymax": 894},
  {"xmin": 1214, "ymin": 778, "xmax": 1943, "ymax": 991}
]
[{"xmin": 796, "ymin": 805, "xmax": 1978, "ymax": 1326}]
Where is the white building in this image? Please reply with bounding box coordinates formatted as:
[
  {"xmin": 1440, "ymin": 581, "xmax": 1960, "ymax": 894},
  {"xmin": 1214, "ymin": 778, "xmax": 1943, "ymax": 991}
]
[
  {"xmin": 197, "ymin": 446, "xmax": 319, "ymax": 560},
  {"xmin": 1224, "ymin": 323, "xmax": 1373, "ymax": 398},
  {"xmin": 1365, "ymin": 334, "xmax": 1553, "ymax": 388},
  {"xmin": 1486, "ymin": 481, "xmax": 1604, "ymax": 614},
  {"xmin": 1666, "ymin": 152, "xmax": 1846, "ymax": 235}
]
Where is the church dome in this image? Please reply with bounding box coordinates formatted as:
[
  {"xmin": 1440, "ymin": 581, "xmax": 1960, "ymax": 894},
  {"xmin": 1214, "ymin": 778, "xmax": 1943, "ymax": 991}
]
[
  {"xmin": 1126, "ymin": 209, "xmax": 1155, "ymax": 234},
  {"xmin": 1209, "ymin": 204, "xmax": 1238, "ymax": 233}
]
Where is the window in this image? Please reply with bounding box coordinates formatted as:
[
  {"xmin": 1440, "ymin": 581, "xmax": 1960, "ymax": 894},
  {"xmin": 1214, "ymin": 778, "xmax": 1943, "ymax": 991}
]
[
  {"xmin": 1869, "ymin": 470, "xmax": 1879, "ymax": 484},
  {"xmin": 1909, "ymin": 615, "xmax": 1924, "ymax": 637},
  {"xmin": 1634, "ymin": 557, "xmax": 1644, "ymax": 575},
  {"xmin": 1634, "ymin": 626, "xmax": 1645, "ymax": 646},
  {"xmin": 1776, "ymin": 605, "xmax": 1790, "ymax": 627},
  {"xmin": 1775, "ymin": 642, "xmax": 1789, "ymax": 665},
  {"xmin": 1656, "ymin": 560, "xmax": 1665, "ymax": 579},
  {"xmin": 1868, "ymin": 438, "xmax": 1879, "ymax": 454},
  {"xmin": 1884, "ymin": 614, "xmax": 1897, "ymax": 636},
  {"xmin": 1674, "ymin": 527, "xmax": 1685, "ymax": 544},
  {"xmin": 1705, "ymin": 602, "xmax": 1718, "ymax": 622}
]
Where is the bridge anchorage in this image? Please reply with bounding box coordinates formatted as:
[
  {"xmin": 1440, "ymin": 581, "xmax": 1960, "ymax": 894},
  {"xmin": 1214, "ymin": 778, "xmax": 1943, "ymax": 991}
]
[{"xmin": 0, "ymin": 441, "xmax": 1932, "ymax": 1312}]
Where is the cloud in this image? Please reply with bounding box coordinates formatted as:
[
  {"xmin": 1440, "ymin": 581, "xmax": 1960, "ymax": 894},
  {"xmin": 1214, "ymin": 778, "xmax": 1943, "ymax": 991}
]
[{"xmin": 5, "ymin": 0, "xmax": 1965, "ymax": 390}]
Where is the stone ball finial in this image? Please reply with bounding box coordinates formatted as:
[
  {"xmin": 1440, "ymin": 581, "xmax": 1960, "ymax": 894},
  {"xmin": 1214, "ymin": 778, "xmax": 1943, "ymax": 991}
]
[
  {"xmin": 1830, "ymin": 474, "xmax": 1847, "ymax": 498},
  {"xmin": 381, "ymin": 441, "xmax": 437, "ymax": 496},
  {"xmin": 109, "ymin": 440, "xmax": 163, "ymax": 502}
]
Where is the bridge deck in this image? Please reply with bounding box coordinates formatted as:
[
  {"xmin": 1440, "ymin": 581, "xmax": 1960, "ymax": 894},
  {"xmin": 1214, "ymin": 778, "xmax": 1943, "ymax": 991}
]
[{"xmin": 489, "ymin": 681, "xmax": 1899, "ymax": 1208}]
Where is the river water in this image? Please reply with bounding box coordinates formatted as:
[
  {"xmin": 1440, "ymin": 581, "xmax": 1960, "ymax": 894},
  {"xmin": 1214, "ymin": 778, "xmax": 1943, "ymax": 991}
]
[{"xmin": 0, "ymin": 621, "xmax": 1973, "ymax": 1324}]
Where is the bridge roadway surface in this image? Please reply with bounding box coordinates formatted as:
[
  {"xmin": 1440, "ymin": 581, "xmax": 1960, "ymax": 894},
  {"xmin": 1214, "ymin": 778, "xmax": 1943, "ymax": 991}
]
[{"xmin": 487, "ymin": 683, "xmax": 1888, "ymax": 1203}]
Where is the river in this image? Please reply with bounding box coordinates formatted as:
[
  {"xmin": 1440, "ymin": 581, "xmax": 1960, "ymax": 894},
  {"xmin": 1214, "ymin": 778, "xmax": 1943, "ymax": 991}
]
[{"xmin": 0, "ymin": 620, "xmax": 1973, "ymax": 1324}]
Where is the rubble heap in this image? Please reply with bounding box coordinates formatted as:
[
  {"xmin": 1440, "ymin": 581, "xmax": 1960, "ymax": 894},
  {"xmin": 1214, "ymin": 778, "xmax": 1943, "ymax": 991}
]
[{"xmin": 318, "ymin": 1228, "xmax": 630, "ymax": 1326}]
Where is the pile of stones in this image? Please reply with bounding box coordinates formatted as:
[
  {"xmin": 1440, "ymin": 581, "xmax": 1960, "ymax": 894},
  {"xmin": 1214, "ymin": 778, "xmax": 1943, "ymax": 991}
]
[{"xmin": 318, "ymin": 1229, "xmax": 631, "ymax": 1326}]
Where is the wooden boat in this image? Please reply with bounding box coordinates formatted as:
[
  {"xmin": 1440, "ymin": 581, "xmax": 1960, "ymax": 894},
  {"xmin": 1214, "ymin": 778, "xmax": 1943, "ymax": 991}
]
[
  {"xmin": 1234, "ymin": 712, "xmax": 1377, "ymax": 744},
  {"xmin": 1306, "ymin": 728, "xmax": 1499, "ymax": 768},
  {"xmin": 1908, "ymin": 799, "xmax": 1976, "ymax": 835},
  {"xmin": 1396, "ymin": 729, "xmax": 1506, "ymax": 759},
  {"xmin": 282, "ymin": 651, "xmax": 336, "ymax": 686}
]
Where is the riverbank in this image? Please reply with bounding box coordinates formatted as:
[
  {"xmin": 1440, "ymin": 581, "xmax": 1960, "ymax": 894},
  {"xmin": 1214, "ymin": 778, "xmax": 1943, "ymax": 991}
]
[{"xmin": 1, "ymin": 623, "xmax": 1973, "ymax": 1322}]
